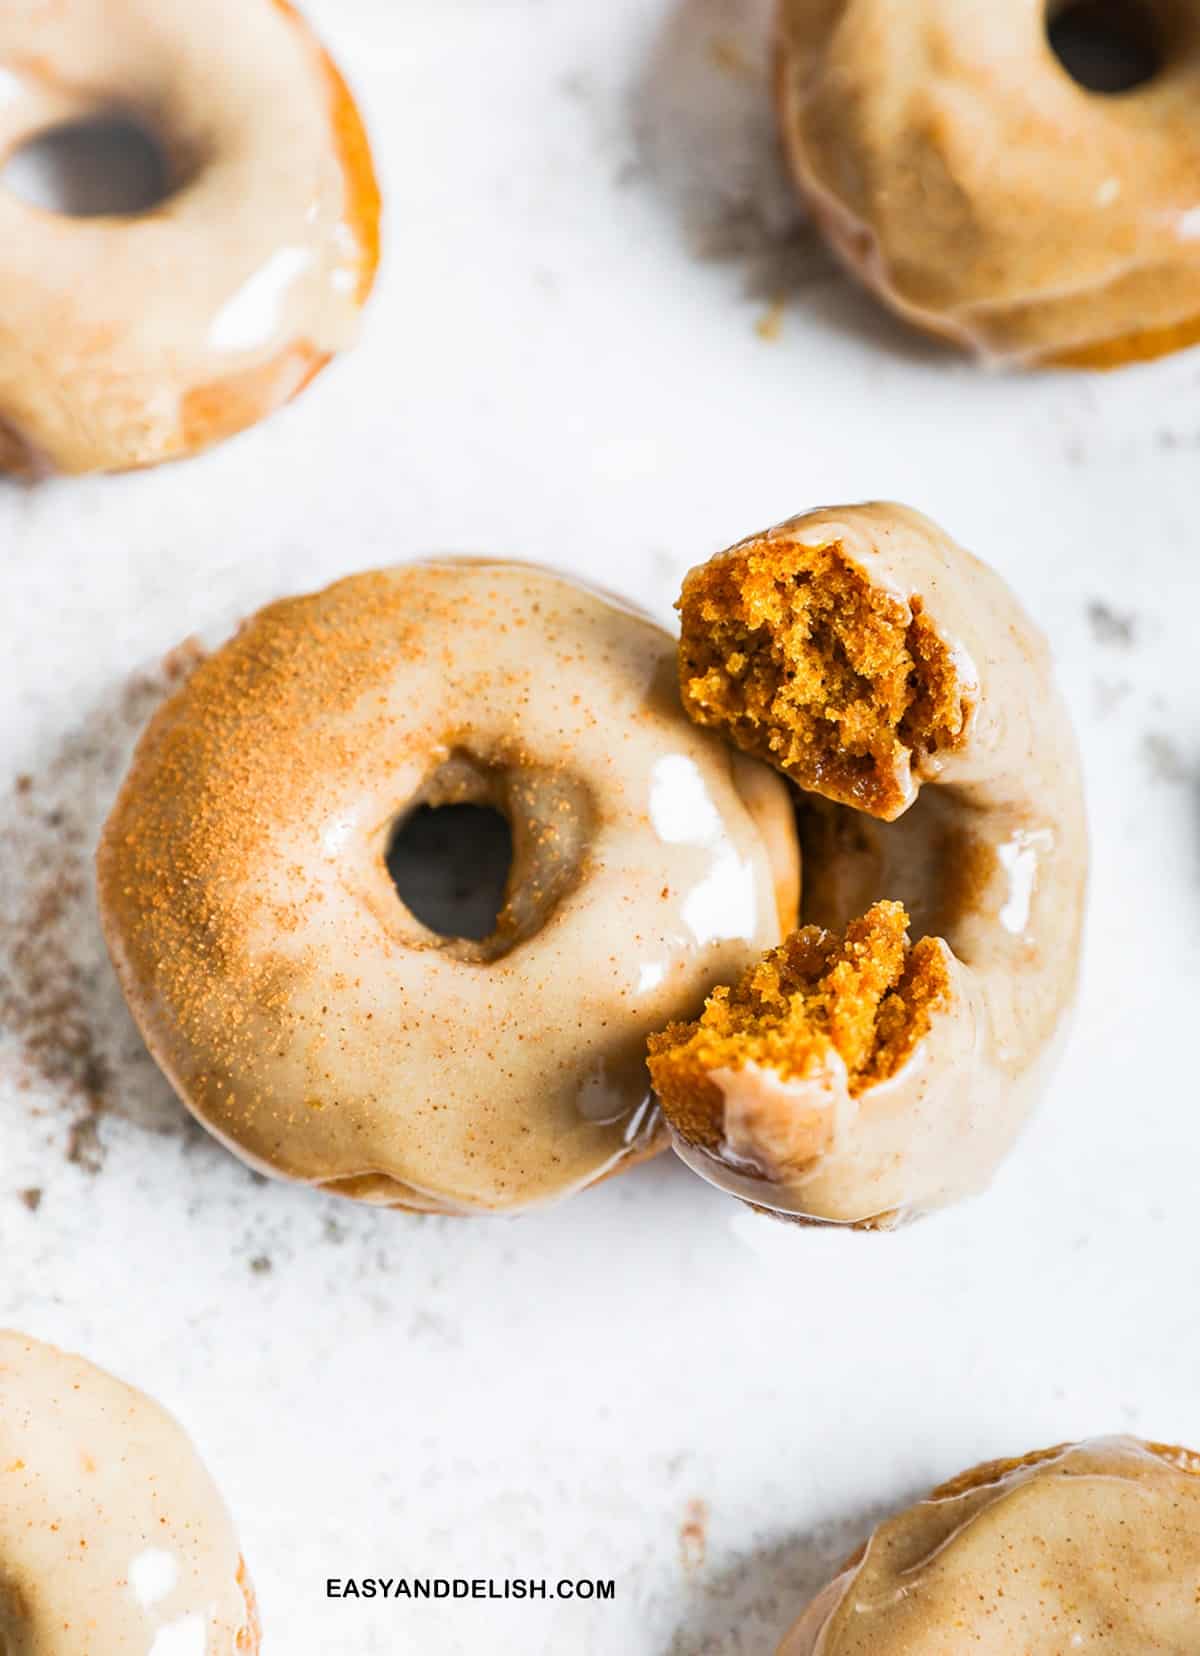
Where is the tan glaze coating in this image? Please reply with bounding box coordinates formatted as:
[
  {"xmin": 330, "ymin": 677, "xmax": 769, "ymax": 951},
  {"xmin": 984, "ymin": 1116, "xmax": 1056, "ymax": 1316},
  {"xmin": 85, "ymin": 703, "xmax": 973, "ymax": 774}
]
[
  {"xmin": 0, "ymin": 0, "xmax": 380, "ymax": 475},
  {"xmin": 668, "ymin": 505, "xmax": 1088, "ymax": 1225},
  {"xmin": 779, "ymin": 1437, "xmax": 1200, "ymax": 1654},
  {"xmin": 97, "ymin": 562, "xmax": 799, "ymax": 1216},
  {"xmin": 776, "ymin": 0, "xmax": 1200, "ymax": 367},
  {"xmin": 0, "ymin": 1331, "xmax": 258, "ymax": 1655}
]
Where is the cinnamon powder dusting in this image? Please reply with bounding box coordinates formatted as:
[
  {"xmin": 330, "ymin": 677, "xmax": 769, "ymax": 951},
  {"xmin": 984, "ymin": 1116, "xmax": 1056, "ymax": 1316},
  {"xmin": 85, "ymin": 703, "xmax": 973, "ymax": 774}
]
[
  {"xmin": 0, "ymin": 644, "xmax": 205, "ymax": 1171},
  {"xmin": 95, "ymin": 575, "xmax": 448, "ymax": 1136}
]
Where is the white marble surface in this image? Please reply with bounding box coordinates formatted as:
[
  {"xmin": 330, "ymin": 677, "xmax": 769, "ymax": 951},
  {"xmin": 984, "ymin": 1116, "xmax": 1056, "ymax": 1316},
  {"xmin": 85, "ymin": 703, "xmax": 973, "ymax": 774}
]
[{"xmin": 2, "ymin": 1, "xmax": 1200, "ymax": 1651}]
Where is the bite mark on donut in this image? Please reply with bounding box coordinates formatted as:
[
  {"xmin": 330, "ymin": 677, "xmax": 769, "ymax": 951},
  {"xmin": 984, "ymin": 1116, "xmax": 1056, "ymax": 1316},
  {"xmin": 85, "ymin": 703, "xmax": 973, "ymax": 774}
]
[
  {"xmin": 647, "ymin": 901, "xmax": 950, "ymax": 1157},
  {"xmin": 677, "ymin": 536, "xmax": 970, "ymax": 819}
]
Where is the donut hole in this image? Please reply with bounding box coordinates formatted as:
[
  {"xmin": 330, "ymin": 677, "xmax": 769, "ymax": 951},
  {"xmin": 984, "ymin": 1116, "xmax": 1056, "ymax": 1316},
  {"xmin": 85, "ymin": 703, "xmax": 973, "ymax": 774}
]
[
  {"xmin": 1048, "ymin": 0, "xmax": 1164, "ymax": 92},
  {"xmin": 386, "ymin": 803, "xmax": 514, "ymax": 944},
  {"xmin": 385, "ymin": 751, "xmax": 594, "ymax": 960},
  {"xmin": 2, "ymin": 115, "xmax": 177, "ymax": 217}
]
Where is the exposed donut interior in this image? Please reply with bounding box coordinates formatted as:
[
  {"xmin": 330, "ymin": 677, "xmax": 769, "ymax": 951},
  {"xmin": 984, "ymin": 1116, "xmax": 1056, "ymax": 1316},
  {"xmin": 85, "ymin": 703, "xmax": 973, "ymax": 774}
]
[
  {"xmin": 647, "ymin": 901, "xmax": 949, "ymax": 1155},
  {"xmin": 676, "ymin": 536, "xmax": 968, "ymax": 820}
]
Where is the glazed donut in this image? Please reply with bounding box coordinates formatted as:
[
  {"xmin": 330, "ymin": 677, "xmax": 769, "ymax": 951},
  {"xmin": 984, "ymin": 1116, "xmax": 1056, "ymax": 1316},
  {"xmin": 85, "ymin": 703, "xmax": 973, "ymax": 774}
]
[
  {"xmin": 775, "ymin": 0, "xmax": 1200, "ymax": 367},
  {"xmin": 97, "ymin": 561, "xmax": 799, "ymax": 1215},
  {"xmin": 780, "ymin": 1437, "xmax": 1200, "ymax": 1654},
  {"xmin": 648, "ymin": 503, "xmax": 1088, "ymax": 1226},
  {"xmin": 0, "ymin": 1331, "xmax": 259, "ymax": 1654},
  {"xmin": 0, "ymin": 0, "xmax": 380, "ymax": 476}
]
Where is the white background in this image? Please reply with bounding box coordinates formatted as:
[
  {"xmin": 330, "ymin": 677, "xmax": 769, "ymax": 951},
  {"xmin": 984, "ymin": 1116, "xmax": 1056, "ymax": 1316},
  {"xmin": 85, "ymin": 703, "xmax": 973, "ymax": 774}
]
[{"xmin": 2, "ymin": 1, "xmax": 1199, "ymax": 1651}]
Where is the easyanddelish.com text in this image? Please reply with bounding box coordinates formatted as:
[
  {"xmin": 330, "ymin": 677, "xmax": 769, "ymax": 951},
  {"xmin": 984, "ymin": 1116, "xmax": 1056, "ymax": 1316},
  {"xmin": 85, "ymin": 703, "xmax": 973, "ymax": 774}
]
[{"xmin": 327, "ymin": 1578, "xmax": 616, "ymax": 1602}]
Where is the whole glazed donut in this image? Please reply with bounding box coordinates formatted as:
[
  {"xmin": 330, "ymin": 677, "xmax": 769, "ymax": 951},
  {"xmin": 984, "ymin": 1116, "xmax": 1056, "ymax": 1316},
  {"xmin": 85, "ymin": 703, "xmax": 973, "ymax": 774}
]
[
  {"xmin": 0, "ymin": 0, "xmax": 380, "ymax": 476},
  {"xmin": 775, "ymin": 0, "xmax": 1200, "ymax": 367},
  {"xmin": 0, "ymin": 1331, "xmax": 259, "ymax": 1654},
  {"xmin": 97, "ymin": 561, "xmax": 799, "ymax": 1215},
  {"xmin": 648, "ymin": 503, "xmax": 1088, "ymax": 1226},
  {"xmin": 779, "ymin": 1437, "xmax": 1200, "ymax": 1654}
]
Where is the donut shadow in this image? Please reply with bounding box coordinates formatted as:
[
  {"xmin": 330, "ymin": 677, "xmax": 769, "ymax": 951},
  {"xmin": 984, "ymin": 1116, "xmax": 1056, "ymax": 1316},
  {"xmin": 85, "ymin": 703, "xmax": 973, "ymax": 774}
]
[
  {"xmin": 0, "ymin": 649, "xmax": 213, "ymax": 1175},
  {"xmin": 663, "ymin": 1496, "xmax": 904, "ymax": 1656},
  {"xmin": 630, "ymin": 0, "xmax": 959, "ymax": 367}
]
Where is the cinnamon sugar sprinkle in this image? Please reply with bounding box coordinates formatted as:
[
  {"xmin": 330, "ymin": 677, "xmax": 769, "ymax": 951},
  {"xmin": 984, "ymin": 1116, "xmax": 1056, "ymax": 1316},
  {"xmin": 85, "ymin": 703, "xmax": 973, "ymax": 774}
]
[{"xmin": 96, "ymin": 575, "xmax": 445, "ymax": 1117}]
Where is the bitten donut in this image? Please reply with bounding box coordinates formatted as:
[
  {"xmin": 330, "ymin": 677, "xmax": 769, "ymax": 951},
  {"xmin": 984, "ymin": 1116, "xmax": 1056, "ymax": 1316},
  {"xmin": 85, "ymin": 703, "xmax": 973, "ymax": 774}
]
[
  {"xmin": 780, "ymin": 1437, "xmax": 1200, "ymax": 1654},
  {"xmin": 0, "ymin": 0, "xmax": 380, "ymax": 476},
  {"xmin": 775, "ymin": 0, "xmax": 1200, "ymax": 366},
  {"xmin": 0, "ymin": 1331, "xmax": 259, "ymax": 1654},
  {"xmin": 649, "ymin": 504, "xmax": 1087, "ymax": 1227},
  {"xmin": 97, "ymin": 562, "xmax": 799, "ymax": 1215}
]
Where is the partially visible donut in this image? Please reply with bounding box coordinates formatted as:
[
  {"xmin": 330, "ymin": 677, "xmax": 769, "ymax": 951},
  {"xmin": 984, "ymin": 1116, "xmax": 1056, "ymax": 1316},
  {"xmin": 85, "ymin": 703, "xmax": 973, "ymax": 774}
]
[
  {"xmin": 97, "ymin": 561, "xmax": 798, "ymax": 1215},
  {"xmin": 0, "ymin": 1330, "xmax": 259, "ymax": 1654},
  {"xmin": 0, "ymin": 0, "xmax": 380, "ymax": 475},
  {"xmin": 775, "ymin": 0, "xmax": 1200, "ymax": 367},
  {"xmin": 779, "ymin": 1437, "xmax": 1200, "ymax": 1654},
  {"xmin": 649, "ymin": 504, "xmax": 1088, "ymax": 1226}
]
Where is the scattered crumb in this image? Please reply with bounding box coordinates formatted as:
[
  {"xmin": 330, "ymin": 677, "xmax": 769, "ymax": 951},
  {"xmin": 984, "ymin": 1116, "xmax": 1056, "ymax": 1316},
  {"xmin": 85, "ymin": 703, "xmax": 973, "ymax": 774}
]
[
  {"xmin": 249, "ymin": 1255, "xmax": 273, "ymax": 1276},
  {"xmin": 754, "ymin": 296, "xmax": 786, "ymax": 341},
  {"xmin": 680, "ymin": 1499, "xmax": 710, "ymax": 1573},
  {"xmin": 1086, "ymin": 600, "xmax": 1137, "ymax": 648},
  {"xmin": 66, "ymin": 1110, "xmax": 104, "ymax": 1174},
  {"xmin": 18, "ymin": 1188, "xmax": 42, "ymax": 1212}
]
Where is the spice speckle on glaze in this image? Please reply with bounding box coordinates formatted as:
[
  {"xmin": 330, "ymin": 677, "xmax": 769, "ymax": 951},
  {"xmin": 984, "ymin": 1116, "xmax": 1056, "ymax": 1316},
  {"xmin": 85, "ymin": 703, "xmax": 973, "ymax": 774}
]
[
  {"xmin": 0, "ymin": 1331, "xmax": 259, "ymax": 1654},
  {"xmin": 775, "ymin": 0, "xmax": 1200, "ymax": 366},
  {"xmin": 97, "ymin": 561, "xmax": 798, "ymax": 1215},
  {"xmin": 779, "ymin": 1438, "xmax": 1200, "ymax": 1655},
  {"xmin": 0, "ymin": 0, "xmax": 380, "ymax": 475},
  {"xmin": 651, "ymin": 504, "xmax": 1088, "ymax": 1226}
]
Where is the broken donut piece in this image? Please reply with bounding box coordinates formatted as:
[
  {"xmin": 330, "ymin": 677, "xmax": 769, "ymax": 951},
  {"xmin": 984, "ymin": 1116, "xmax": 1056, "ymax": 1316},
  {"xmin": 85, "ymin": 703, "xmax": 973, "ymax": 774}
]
[{"xmin": 654, "ymin": 503, "xmax": 1088, "ymax": 1226}]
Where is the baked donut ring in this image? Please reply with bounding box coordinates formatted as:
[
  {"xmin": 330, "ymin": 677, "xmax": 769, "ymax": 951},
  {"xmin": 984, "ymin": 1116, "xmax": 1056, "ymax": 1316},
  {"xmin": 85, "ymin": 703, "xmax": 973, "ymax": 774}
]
[
  {"xmin": 0, "ymin": 0, "xmax": 380, "ymax": 476},
  {"xmin": 649, "ymin": 504, "xmax": 1087, "ymax": 1226},
  {"xmin": 775, "ymin": 0, "xmax": 1200, "ymax": 367},
  {"xmin": 779, "ymin": 1437, "xmax": 1200, "ymax": 1654},
  {"xmin": 97, "ymin": 561, "xmax": 799, "ymax": 1215},
  {"xmin": 0, "ymin": 1330, "xmax": 259, "ymax": 1654}
]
